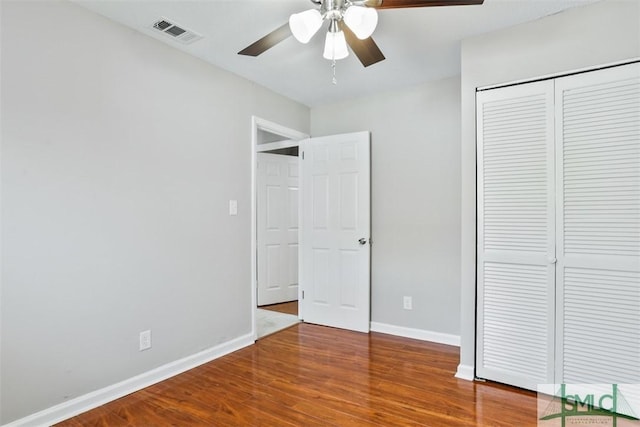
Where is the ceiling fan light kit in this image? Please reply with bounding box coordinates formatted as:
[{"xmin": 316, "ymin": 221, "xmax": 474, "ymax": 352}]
[
  {"xmin": 290, "ymin": 0, "xmax": 378, "ymax": 61},
  {"xmin": 238, "ymin": 0, "xmax": 484, "ymax": 73}
]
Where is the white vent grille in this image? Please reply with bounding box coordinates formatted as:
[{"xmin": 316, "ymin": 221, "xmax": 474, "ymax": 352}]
[{"xmin": 151, "ymin": 18, "xmax": 202, "ymax": 44}]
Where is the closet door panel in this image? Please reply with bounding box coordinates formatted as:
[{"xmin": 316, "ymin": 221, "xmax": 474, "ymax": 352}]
[
  {"xmin": 556, "ymin": 63, "xmax": 640, "ymax": 386},
  {"xmin": 476, "ymin": 81, "xmax": 556, "ymax": 390}
]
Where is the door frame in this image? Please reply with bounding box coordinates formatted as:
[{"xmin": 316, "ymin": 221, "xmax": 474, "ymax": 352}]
[{"xmin": 251, "ymin": 116, "xmax": 309, "ymax": 340}]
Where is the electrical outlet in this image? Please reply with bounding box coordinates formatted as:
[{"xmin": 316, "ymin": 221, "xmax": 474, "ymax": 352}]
[
  {"xmin": 139, "ymin": 330, "xmax": 152, "ymax": 351},
  {"xmin": 403, "ymin": 296, "xmax": 412, "ymax": 310}
]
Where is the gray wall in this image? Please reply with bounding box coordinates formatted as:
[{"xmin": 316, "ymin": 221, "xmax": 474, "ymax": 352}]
[
  {"xmin": 0, "ymin": 0, "xmax": 309, "ymax": 423},
  {"xmin": 311, "ymin": 77, "xmax": 462, "ymax": 336},
  {"xmin": 459, "ymin": 0, "xmax": 640, "ymax": 372}
]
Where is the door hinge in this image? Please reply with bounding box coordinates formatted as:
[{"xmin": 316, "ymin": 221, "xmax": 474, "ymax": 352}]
[
  {"xmin": 301, "ymin": 151, "xmax": 304, "ymax": 160},
  {"xmin": 302, "ymin": 290, "xmax": 305, "ymax": 299}
]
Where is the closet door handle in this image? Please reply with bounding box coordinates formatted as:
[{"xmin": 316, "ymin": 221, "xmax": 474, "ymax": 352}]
[{"xmin": 548, "ymin": 257, "xmax": 557, "ymax": 264}]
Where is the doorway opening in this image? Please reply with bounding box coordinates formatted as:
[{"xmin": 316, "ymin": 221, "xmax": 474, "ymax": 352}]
[{"xmin": 251, "ymin": 117, "xmax": 309, "ymax": 339}]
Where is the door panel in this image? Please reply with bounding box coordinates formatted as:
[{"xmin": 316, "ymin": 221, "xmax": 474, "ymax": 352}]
[
  {"xmin": 257, "ymin": 153, "xmax": 299, "ymax": 306},
  {"xmin": 301, "ymin": 132, "xmax": 371, "ymax": 333},
  {"xmin": 476, "ymin": 81, "xmax": 556, "ymax": 390},
  {"xmin": 555, "ymin": 63, "xmax": 640, "ymax": 387}
]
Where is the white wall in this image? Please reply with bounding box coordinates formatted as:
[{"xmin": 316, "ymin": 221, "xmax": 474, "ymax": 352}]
[
  {"xmin": 311, "ymin": 76, "xmax": 462, "ymax": 337},
  {"xmin": 0, "ymin": 0, "xmax": 309, "ymax": 423},
  {"xmin": 459, "ymin": 0, "xmax": 640, "ymax": 374}
]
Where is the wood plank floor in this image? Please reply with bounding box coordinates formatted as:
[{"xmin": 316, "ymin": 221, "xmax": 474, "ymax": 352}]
[
  {"xmin": 260, "ymin": 301, "xmax": 298, "ymax": 316},
  {"xmin": 57, "ymin": 323, "xmax": 537, "ymax": 426}
]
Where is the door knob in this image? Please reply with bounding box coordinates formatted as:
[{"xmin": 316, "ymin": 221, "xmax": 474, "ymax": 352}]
[{"xmin": 359, "ymin": 238, "xmax": 367, "ymax": 245}]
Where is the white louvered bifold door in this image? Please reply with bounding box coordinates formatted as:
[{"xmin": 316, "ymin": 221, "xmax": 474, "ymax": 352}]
[
  {"xmin": 476, "ymin": 81, "xmax": 556, "ymax": 390},
  {"xmin": 555, "ymin": 63, "xmax": 640, "ymax": 387}
]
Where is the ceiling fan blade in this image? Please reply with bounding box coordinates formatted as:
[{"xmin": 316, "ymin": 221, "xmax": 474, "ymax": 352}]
[
  {"xmin": 364, "ymin": 0, "xmax": 483, "ymax": 9},
  {"xmin": 341, "ymin": 23, "xmax": 385, "ymax": 68},
  {"xmin": 238, "ymin": 23, "xmax": 291, "ymax": 57}
]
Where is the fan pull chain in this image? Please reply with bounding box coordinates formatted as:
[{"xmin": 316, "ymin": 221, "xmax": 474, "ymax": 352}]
[{"xmin": 332, "ymin": 59, "xmax": 337, "ymax": 85}]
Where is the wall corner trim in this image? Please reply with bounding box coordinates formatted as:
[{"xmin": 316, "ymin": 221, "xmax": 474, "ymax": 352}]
[
  {"xmin": 3, "ymin": 333, "xmax": 255, "ymax": 427},
  {"xmin": 455, "ymin": 364, "xmax": 475, "ymax": 381},
  {"xmin": 370, "ymin": 322, "xmax": 461, "ymax": 347}
]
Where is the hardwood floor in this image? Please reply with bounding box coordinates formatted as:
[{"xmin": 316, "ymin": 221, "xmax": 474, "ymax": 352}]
[
  {"xmin": 260, "ymin": 300, "xmax": 298, "ymax": 316},
  {"xmin": 57, "ymin": 323, "xmax": 537, "ymax": 426}
]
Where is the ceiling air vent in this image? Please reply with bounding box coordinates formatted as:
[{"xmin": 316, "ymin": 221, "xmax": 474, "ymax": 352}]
[{"xmin": 151, "ymin": 18, "xmax": 202, "ymax": 44}]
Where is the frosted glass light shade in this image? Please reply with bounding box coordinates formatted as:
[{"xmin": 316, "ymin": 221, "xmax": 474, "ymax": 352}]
[
  {"xmin": 289, "ymin": 9, "xmax": 323, "ymax": 43},
  {"xmin": 344, "ymin": 6, "xmax": 378, "ymax": 40},
  {"xmin": 323, "ymin": 30, "xmax": 349, "ymax": 60}
]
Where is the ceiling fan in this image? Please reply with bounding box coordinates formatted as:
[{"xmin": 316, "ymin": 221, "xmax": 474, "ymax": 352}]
[{"xmin": 238, "ymin": 0, "xmax": 484, "ymax": 68}]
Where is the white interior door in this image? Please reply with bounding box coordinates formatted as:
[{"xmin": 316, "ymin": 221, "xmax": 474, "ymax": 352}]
[
  {"xmin": 257, "ymin": 152, "xmax": 299, "ymax": 306},
  {"xmin": 300, "ymin": 131, "xmax": 371, "ymax": 333},
  {"xmin": 476, "ymin": 81, "xmax": 556, "ymax": 390},
  {"xmin": 555, "ymin": 63, "xmax": 640, "ymax": 387}
]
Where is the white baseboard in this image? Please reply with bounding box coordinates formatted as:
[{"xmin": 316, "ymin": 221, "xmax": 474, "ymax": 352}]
[
  {"xmin": 369, "ymin": 322, "xmax": 460, "ymax": 347},
  {"xmin": 455, "ymin": 364, "xmax": 475, "ymax": 381},
  {"xmin": 3, "ymin": 333, "xmax": 255, "ymax": 427}
]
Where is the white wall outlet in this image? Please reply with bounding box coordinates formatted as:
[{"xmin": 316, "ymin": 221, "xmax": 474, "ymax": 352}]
[
  {"xmin": 403, "ymin": 296, "xmax": 413, "ymax": 310},
  {"xmin": 139, "ymin": 330, "xmax": 152, "ymax": 351},
  {"xmin": 229, "ymin": 199, "xmax": 238, "ymax": 216}
]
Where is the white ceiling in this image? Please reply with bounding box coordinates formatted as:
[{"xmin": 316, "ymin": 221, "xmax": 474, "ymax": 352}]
[{"xmin": 74, "ymin": 0, "xmax": 601, "ymax": 107}]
